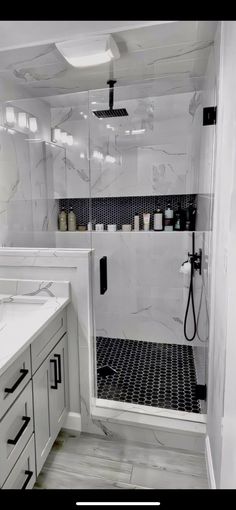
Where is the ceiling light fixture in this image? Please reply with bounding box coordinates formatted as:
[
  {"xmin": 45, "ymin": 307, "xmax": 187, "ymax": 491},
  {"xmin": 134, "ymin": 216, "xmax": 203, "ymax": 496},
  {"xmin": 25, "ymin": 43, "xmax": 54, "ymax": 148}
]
[
  {"xmin": 29, "ymin": 117, "xmax": 38, "ymax": 133},
  {"xmin": 6, "ymin": 106, "xmax": 16, "ymax": 125},
  {"xmin": 18, "ymin": 112, "xmax": 28, "ymax": 129},
  {"xmin": 55, "ymin": 34, "xmax": 120, "ymax": 68}
]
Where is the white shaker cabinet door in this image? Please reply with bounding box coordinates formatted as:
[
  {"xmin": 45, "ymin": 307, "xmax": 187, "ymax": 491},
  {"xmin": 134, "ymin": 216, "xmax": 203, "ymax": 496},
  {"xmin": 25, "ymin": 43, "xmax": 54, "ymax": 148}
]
[
  {"xmin": 33, "ymin": 355, "xmax": 53, "ymax": 475},
  {"xmin": 49, "ymin": 334, "xmax": 69, "ymax": 439},
  {"xmin": 33, "ymin": 334, "xmax": 69, "ymax": 475}
]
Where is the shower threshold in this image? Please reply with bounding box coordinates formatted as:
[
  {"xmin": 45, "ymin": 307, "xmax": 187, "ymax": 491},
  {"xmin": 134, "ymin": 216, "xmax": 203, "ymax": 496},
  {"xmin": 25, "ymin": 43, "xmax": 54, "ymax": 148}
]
[{"xmin": 96, "ymin": 337, "xmax": 203, "ymax": 415}]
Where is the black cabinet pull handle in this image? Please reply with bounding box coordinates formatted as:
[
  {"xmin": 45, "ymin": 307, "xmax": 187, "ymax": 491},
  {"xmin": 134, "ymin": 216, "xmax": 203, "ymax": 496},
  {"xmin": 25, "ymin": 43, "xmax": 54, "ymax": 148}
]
[
  {"xmin": 50, "ymin": 358, "xmax": 58, "ymax": 389},
  {"xmin": 54, "ymin": 354, "xmax": 62, "ymax": 384},
  {"xmin": 21, "ymin": 470, "xmax": 33, "ymax": 490},
  {"xmin": 7, "ymin": 416, "xmax": 31, "ymax": 445},
  {"xmin": 100, "ymin": 256, "xmax": 107, "ymax": 295},
  {"xmin": 5, "ymin": 369, "xmax": 29, "ymax": 394}
]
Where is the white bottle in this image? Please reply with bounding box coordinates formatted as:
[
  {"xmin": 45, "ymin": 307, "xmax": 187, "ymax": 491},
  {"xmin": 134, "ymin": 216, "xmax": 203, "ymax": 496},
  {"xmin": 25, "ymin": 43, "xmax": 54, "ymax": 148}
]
[
  {"xmin": 59, "ymin": 207, "xmax": 67, "ymax": 231},
  {"xmin": 154, "ymin": 209, "xmax": 163, "ymax": 231},
  {"xmin": 68, "ymin": 206, "xmax": 76, "ymax": 231},
  {"xmin": 143, "ymin": 212, "xmax": 150, "ymax": 231},
  {"xmin": 134, "ymin": 213, "xmax": 140, "ymax": 231},
  {"xmin": 164, "ymin": 203, "xmax": 173, "ymax": 231}
]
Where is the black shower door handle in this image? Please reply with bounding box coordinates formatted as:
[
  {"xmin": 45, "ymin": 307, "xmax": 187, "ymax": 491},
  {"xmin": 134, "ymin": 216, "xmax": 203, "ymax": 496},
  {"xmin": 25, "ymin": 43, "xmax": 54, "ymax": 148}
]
[{"xmin": 100, "ymin": 256, "xmax": 107, "ymax": 295}]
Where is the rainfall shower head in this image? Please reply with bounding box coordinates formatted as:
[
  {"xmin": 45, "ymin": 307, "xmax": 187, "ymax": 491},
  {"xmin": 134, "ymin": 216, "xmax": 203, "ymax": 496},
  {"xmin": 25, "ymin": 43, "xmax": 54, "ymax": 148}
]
[{"xmin": 93, "ymin": 80, "xmax": 128, "ymax": 118}]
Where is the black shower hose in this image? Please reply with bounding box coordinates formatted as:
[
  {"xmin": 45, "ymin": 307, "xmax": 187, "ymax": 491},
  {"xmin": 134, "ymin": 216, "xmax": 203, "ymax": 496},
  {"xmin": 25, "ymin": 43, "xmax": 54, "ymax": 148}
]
[{"xmin": 184, "ymin": 257, "xmax": 197, "ymax": 341}]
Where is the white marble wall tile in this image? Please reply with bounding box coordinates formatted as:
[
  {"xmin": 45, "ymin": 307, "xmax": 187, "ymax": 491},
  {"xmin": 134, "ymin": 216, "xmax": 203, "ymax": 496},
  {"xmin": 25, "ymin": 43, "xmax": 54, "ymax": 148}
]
[
  {"xmin": 7, "ymin": 200, "xmax": 33, "ymax": 232},
  {"xmin": 51, "ymin": 107, "xmax": 90, "ymax": 198},
  {"xmin": 91, "ymin": 231, "xmax": 204, "ymax": 345},
  {"xmin": 0, "ymin": 130, "xmax": 31, "ymax": 203},
  {"xmin": 28, "ymin": 141, "xmax": 48, "ymax": 200},
  {"xmin": 137, "ymin": 143, "xmax": 189, "ymax": 195}
]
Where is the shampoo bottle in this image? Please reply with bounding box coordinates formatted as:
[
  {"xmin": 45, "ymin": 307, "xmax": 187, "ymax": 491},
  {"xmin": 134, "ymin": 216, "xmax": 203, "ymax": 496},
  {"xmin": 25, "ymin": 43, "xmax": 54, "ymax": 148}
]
[
  {"xmin": 134, "ymin": 213, "xmax": 140, "ymax": 231},
  {"xmin": 174, "ymin": 203, "xmax": 184, "ymax": 231},
  {"xmin": 68, "ymin": 206, "xmax": 76, "ymax": 231},
  {"xmin": 154, "ymin": 209, "xmax": 163, "ymax": 231},
  {"xmin": 143, "ymin": 212, "xmax": 150, "ymax": 231},
  {"xmin": 164, "ymin": 202, "xmax": 173, "ymax": 231},
  {"xmin": 59, "ymin": 206, "xmax": 67, "ymax": 231}
]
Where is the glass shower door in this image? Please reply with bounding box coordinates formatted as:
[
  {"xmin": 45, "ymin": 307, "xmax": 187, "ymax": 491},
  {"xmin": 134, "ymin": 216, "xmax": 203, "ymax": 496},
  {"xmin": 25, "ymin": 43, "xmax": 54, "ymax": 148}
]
[{"xmin": 88, "ymin": 81, "xmax": 207, "ymax": 415}]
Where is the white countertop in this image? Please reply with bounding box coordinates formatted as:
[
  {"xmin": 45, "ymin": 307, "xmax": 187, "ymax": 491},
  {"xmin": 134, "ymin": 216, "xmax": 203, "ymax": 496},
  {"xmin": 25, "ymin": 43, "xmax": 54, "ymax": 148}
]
[{"xmin": 0, "ymin": 291, "xmax": 70, "ymax": 377}]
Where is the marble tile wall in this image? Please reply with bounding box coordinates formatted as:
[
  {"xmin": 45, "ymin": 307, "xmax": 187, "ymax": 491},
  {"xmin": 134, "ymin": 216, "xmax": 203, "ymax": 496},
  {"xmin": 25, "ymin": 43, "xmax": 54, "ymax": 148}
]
[
  {"xmin": 50, "ymin": 91, "xmax": 201, "ymax": 199},
  {"xmin": 56, "ymin": 231, "xmax": 205, "ymax": 350},
  {"xmin": 0, "ymin": 130, "xmax": 58, "ymax": 247}
]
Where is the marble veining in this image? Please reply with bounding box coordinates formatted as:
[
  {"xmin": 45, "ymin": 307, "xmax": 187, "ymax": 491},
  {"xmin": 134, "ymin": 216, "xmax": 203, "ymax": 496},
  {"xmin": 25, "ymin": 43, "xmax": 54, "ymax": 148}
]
[{"xmin": 0, "ymin": 277, "xmax": 70, "ymax": 376}]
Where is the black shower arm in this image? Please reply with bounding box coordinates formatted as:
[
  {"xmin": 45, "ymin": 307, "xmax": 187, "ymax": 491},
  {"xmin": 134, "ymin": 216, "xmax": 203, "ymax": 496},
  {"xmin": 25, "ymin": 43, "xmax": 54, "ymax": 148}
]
[{"xmin": 107, "ymin": 80, "xmax": 117, "ymax": 110}]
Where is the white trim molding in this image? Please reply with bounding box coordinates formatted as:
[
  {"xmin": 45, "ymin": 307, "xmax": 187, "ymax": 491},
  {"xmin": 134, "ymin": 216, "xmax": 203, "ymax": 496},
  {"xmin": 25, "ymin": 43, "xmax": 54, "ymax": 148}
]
[
  {"xmin": 205, "ymin": 435, "xmax": 216, "ymax": 488},
  {"xmin": 64, "ymin": 412, "xmax": 82, "ymax": 432}
]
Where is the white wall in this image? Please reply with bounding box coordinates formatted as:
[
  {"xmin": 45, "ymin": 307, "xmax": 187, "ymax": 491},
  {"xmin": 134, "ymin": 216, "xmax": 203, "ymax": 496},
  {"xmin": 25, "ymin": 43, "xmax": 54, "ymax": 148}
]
[
  {"xmin": 206, "ymin": 21, "xmax": 236, "ymax": 489},
  {"xmin": 0, "ymin": 75, "xmax": 57, "ymax": 248}
]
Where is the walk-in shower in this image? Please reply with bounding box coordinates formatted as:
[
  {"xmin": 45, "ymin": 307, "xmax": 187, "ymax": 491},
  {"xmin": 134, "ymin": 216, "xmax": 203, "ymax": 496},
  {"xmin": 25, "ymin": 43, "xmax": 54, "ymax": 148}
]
[
  {"xmin": 84, "ymin": 80, "xmax": 213, "ymax": 418},
  {"xmin": 0, "ymin": 21, "xmax": 216, "ymax": 425}
]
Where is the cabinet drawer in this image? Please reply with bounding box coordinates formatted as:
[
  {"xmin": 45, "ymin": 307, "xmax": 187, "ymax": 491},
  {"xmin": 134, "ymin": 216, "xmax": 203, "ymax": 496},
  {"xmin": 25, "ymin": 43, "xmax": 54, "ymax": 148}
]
[
  {"xmin": 2, "ymin": 435, "xmax": 36, "ymax": 489},
  {"xmin": 0, "ymin": 380, "xmax": 34, "ymax": 486},
  {"xmin": 31, "ymin": 310, "xmax": 66, "ymax": 374},
  {"xmin": 0, "ymin": 347, "xmax": 31, "ymax": 420}
]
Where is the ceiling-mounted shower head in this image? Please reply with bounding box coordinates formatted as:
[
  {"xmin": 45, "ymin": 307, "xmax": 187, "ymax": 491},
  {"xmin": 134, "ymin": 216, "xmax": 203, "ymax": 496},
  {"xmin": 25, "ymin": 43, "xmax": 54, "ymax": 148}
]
[{"xmin": 93, "ymin": 80, "xmax": 128, "ymax": 118}]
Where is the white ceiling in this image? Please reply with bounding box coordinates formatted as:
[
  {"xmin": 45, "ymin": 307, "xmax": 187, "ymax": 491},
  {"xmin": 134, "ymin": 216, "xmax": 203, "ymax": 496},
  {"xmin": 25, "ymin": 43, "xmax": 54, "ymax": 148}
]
[
  {"xmin": 0, "ymin": 20, "xmax": 217, "ymax": 99},
  {"xmin": 0, "ymin": 21, "xmax": 175, "ymax": 51}
]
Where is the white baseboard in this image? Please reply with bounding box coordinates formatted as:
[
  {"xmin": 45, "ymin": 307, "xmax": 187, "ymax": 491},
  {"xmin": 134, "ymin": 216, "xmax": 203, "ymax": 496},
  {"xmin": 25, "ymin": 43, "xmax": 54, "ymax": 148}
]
[
  {"xmin": 63, "ymin": 412, "xmax": 81, "ymax": 432},
  {"xmin": 205, "ymin": 435, "xmax": 216, "ymax": 488}
]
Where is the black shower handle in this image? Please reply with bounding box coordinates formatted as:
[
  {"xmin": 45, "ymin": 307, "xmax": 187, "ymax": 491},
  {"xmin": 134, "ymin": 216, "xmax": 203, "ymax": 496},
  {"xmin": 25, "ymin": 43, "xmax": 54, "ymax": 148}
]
[{"xmin": 100, "ymin": 256, "xmax": 107, "ymax": 295}]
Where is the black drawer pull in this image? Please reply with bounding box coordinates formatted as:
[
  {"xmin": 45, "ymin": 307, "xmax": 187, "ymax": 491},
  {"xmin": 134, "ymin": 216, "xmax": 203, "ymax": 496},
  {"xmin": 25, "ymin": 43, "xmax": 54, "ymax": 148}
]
[
  {"xmin": 5, "ymin": 369, "xmax": 29, "ymax": 394},
  {"xmin": 7, "ymin": 416, "xmax": 31, "ymax": 445},
  {"xmin": 21, "ymin": 470, "xmax": 33, "ymax": 490},
  {"xmin": 54, "ymin": 354, "xmax": 62, "ymax": 384},
  {"xmin": 50, "ymin": 358, "xmax": 58, "ymax": 389}
]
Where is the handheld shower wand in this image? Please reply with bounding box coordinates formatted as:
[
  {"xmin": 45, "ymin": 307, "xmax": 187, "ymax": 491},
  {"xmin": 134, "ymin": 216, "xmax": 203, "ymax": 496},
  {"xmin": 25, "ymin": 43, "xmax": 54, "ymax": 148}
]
[{"xmin": 182, "ymin": 232, "xmax": 202, "ymax": 341}]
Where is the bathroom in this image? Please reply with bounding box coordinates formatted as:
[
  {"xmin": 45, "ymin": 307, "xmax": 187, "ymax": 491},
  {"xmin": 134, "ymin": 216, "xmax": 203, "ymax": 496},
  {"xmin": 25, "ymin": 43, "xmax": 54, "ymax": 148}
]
[{"xmin": 0, "ymin": 19, "xmax": 235, "ymax": 492}]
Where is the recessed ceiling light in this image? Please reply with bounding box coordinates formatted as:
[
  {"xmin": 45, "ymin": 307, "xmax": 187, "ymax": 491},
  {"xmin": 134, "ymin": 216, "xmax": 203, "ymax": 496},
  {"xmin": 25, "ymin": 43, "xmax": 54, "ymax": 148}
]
[{"xmin": 55, "ymin": 35, "xmax": 120, "ymax": 68}]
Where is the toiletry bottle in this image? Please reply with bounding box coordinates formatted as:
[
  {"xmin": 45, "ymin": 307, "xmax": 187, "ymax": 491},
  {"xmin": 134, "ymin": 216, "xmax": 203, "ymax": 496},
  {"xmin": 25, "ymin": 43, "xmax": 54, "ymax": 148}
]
[
  {"xmin": 154, "ymin": 209, "xmax": 163, "ymax": 231},
  {"xmin": 134, "ymin": 213, "xmax": 140, "ymax": 231},
  {"xmin": 185, "ymin": 202, "xmax": 196, "ymax": 231},
  {"xmin": 59, "ymin": 206, "xmax": 67, "ymax": 231},
  {"xmin": 143, "ymin": 212, "xmax": 150, "ymax": 231},
  {"xmin": 164, "ymin": 202, "xmax": 173, "ymax": 231},
  {"xmin": 174, "ymin": 203, "xmax": 183, "ymax": 231},
  {"xmin": 68, "ymin": 206, "xmax": 76, "ymax": 231},
  {"xmin": 189, "ymin": 201, "xmax": 197, "ymax": 230}
]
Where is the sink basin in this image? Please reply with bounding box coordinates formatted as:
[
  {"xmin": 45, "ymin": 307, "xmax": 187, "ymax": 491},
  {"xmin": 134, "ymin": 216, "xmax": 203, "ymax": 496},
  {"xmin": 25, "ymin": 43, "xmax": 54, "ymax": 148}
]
[{"xmin": 0, "ymin": 296, "xmax": 47, "ymax": 322}]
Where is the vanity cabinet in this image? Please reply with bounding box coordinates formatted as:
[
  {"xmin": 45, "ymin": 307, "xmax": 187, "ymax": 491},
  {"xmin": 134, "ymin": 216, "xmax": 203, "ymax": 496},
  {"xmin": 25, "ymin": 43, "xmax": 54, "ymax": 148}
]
[
  {"xmin": 2, "ymin": 435, "xmax": 36, "ymax": 490},
  {"xmin": 33, "ymin": 333, "xmax": 68, "ymax": 474},
  {"xmin": 0, "ymin": 380, "xmax": 34, "ymax": 486},
  {"xmin": 0, "ymin": 308, "xmax": 69, "ymax": 489}
]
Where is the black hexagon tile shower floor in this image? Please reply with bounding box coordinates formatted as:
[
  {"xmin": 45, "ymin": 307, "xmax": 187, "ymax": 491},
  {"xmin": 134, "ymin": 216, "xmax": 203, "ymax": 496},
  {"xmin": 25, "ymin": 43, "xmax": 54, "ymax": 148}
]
[{"xmin": 96, "ymin": 337, "xmax": 201, "ymax": 414}]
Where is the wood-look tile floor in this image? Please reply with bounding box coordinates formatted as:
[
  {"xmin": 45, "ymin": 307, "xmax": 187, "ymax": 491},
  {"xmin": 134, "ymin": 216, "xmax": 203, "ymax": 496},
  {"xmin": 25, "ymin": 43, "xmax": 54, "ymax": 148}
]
[{"xmin": 34, "ymin": 430, "xmax": 208, "ymax": 490}]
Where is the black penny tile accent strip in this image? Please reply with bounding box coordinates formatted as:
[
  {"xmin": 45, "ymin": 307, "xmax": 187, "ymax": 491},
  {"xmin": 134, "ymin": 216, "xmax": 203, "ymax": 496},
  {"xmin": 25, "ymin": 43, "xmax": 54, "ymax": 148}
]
[
  {"xmin": 96, "ymin": 337, "xmax": 201, "ymax": 414},
  {"xmin": 59, "ymin": 194, "xmax": 196, "ymax": 230}
]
